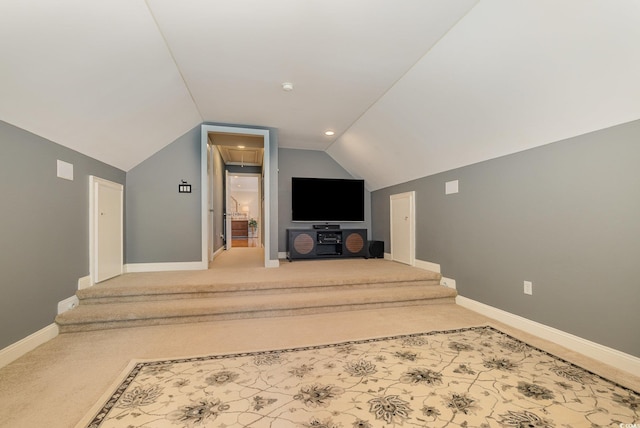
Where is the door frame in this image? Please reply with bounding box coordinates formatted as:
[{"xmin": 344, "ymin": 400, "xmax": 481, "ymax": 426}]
[
  {"xmin": 201, "ymin": 125, "xmax": 274, "ymax": 268},
  {"xmin": 89, "ymin": 175, "xmax": 124, "ymax": 284},
  {"xmin": 390, "ymin": 191, "xmax": 416, "ymax": 266}
]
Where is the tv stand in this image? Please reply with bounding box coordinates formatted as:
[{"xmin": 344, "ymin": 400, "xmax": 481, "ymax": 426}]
[{"xmin": 287, "ymin": 228, "xmax": 367, "ymax": 261}]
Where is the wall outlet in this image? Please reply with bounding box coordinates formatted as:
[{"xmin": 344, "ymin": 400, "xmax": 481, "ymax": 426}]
[
  {"xmin": 523, "ymin": 281, "xmax": 533, "ymax": 295},
  {"xmin": 57, "ymin": 295, "xmax": 79, "ymax": 314}
]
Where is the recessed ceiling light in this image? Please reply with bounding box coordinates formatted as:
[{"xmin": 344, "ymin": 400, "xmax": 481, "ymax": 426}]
[
  {"xmin": 237, "ymin": 145, "xmax": 245, "ymax": 149},
  {"xmin": 324, "ymin": 130, "xmax": 335, "ymax": 136},
  {"xmin": 282, "ymin": 82, "xmax": 294, "ymax": 91}
]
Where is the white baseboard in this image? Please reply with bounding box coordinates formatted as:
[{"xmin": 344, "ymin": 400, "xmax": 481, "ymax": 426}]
[
  {"xmin": 278, "ymin": 251, "xmax": 287, "ymax": 260},
  {"xmin": 0, "ymin": 324, "xmax": 59, "ymax": 369},
  {"xmin": 440, "ymin": 276, "xmax": 456, "ymax": 289},
  {"xmin": 266, "ymin": 259, "xmax": 280, "ymax": 268},
  {"xmin": 124, "ymin": 261, "xmax": 207, "ymax": 273},
  {"xmin": 212, "ymin": 247, "xmax": 225, "ymax": 260},
  {"xmin": 456, "ymin": 295, "xmax": 640, "ymax": 377},
  {"xmin": 415, "ymin": 259, "xmax": 441, "ymax": 273},
  {"xmin": 77, "ymin": 275, "xmax": 92, "ymax": 290},
  {"xmin": 57, "ymin": 295, "xmax": 79, "ymax": 314}
]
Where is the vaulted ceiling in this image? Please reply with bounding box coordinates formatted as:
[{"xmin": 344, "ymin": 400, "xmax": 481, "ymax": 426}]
[{"xmin": 2, "ymin": 1, "xmax": 639, "ymax": 191}]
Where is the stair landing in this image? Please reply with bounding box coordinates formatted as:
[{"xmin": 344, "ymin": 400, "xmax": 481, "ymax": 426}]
[{"xmin": 56, "ymin": 258, "xmax": 457, "ymax": 333}]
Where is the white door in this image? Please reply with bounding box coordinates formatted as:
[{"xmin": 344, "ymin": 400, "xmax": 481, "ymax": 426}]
[
  {"xmin": 90, "ymin": 176, "xmax": 123, "ymax": 283},
  {"xmin": 390, "ymin": 191, "xmax": 415, "ymax": 265}
]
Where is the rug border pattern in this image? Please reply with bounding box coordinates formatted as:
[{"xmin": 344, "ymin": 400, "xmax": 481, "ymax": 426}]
[{"xmin": 83, "ymin": 325, "xmax": 639, "ymax": 427}]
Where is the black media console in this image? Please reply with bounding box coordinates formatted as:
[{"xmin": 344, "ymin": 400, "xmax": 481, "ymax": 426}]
[{"xmin": 286, "ymin": 228, "xmax": 368, "ymax": 261}]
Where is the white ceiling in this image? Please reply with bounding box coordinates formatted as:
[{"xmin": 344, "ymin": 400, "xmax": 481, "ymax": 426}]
[{"xmin": 1, "ymin": 1, "xmax": 639, "ymax": 190}]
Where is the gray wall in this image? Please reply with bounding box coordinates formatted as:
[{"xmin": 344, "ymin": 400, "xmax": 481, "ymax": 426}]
[
  {"xmin": 126, "ymin": 126, "xmax": 202, "ymax": 263},
  {"xmin": 126, "ymin": 123, "xmax": 280, "ymax": 264},
  {"xmin": 266, "ymin": 128, "xmax": 279, "ymax": 261},
  {"xmin": 278, "ymin": 148, "xmax": 372, "ymax": 252},
  {"xmin": 371, "ymin": 120, "xmax": 640, "ymax": 357},
  {"xmin": 0, "ymin": 121, "xmax": 125, "ymax": 349}
]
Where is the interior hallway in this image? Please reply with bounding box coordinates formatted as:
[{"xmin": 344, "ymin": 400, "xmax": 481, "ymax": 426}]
[
  {"xmin": 1, "ymin": 254, "xmax": 638, "ymax": 427},
  {"xmin": 208, "ymin": 247, "xmax": 264, "ymax": 269}
]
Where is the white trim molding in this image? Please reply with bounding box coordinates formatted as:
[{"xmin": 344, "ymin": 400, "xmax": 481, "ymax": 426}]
[
  {"xmin": 265, "ymin": 259, "xmax": 280, "ymax": 268},
  {"xmin": 440, "ymin": 277, "xmax": 457, "ymax": 289},
  {"xmin": 57, "ymin": 295, "xmax": 79, "ymax": 315},
  {"xmin": 77, "ymin": 275, "xmax": 92, "ymax": 290},
  {"xmin": 0, "ymin": 324, "xmax": 59, "ymax": 369},
  {"xmin": 415, "ymin": 259, "xmax": 441, "ymax": 273},
  {"xmin": 124, "ymin": 261, "xmax": 207, "ymax": 273},
  {"xmin": 456, "ymin": 295, "xmax": 640, "ymax": 377}
]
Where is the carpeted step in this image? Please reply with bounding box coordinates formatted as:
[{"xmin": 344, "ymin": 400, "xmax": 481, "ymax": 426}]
[
  {"xmin": 77, "ymin": 279, "xmax": 442, "ymax": 304},
  {"xmin": 56, "ymin": 284, "xmax": 457, "ymax": 333},
  {"xmin": 75, "ymin": 258, "xmax": 442, "ymax": 305}
]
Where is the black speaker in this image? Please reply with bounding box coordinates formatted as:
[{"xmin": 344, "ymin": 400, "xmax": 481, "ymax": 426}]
[
  {"xmin": 368, "ymin": 240, "xmax": 384, "ymax": 258},
  {"xmin": 343, "ymin": 229, "xmax": 367, "ymax": 257},
  {"xmin": 287, "ymin": 230, "xmax": 316, "ymax": 259}
]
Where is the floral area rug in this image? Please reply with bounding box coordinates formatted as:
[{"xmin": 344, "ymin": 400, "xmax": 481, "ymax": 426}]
[{"xmin": 79, "ymin": 326, "xmax": 639, "ymax": 427}]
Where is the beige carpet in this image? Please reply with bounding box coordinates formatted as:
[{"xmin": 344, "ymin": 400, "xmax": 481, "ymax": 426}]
[
  {"xmin": 1, "ymin": 251, "xmax": 639, "ymax": 427},
  {"xmin": 58, "ymin": 251, "xmax": 451, "ymax": 332},
  {"xmin": 80, "ymin": 250, "xmax": 441, "ymax": 297},
  {"xmin": 209, "ymin": 247, "xmax": 265, "ymax": 269}
]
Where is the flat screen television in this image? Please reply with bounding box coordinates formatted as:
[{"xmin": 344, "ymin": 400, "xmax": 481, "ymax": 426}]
[{"xmin": 291, "ymin": 177, "xmax": 365, "ymax": 222}]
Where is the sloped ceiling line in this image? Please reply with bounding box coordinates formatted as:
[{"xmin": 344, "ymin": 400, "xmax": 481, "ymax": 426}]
[
  {"xmin": 144, "ymin": 0, "xmax": 204, "ymax": 124},
  {"xmin": 1, "ymin": 1, "xmax": 639, "ymax": 189}
]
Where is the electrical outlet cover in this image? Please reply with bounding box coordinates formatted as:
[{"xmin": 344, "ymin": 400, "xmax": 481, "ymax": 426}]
[
  {"xmin": 441, "ymin": 277, "xmax": 457, "ymax": 289},
  {"xmin": 57, "ymin": 295, "xmax": 79, "ymax": 314}
]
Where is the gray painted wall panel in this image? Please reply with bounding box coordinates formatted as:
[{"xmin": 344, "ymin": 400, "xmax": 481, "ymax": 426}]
[
  {"xmin": 278, "ymin": 148, "xmax": 371, "ymax": 251},
  {"xmin": 126, "ymin": 123, "xmax": 279, "ymax": 264},
  {"xmin": 371, "ymin": 120, "xmax": 640, "ymax": 357},
  {"xmin": 0, "ymin": 121, "xmax": 125, "ymax": 349},
  {"xmin": 126, "ymin": 126, "xmax": 202, "ymax": 263},
  {"xmin": 267, "ymin": 128, "xmax": 279, "ymax": 261}
]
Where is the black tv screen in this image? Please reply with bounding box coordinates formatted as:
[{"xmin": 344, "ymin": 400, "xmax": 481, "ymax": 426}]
[{"xmin": 292, "ymin": 177, "xmax": 365, "ymax": 222}]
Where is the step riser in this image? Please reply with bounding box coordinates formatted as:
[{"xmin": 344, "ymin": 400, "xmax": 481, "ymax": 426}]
[
  {"xmin": 79, "ymin": 280, "xmax": 442, "ymax": 305},
  {"xmin": 58, "ymin": 260, "xmax": 453, "ymax": 333},
  {"xmin": 58, "ymin": 297, "xmax": 456, "ymax": 333}
]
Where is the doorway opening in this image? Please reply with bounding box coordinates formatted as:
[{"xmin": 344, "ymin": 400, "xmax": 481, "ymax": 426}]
[
  {"xmin": 227, "ymin": 172, "xmax": 261, "ymax": 249},
  {"xmin": 202, "ymin": 125, "xmax": 272, "ymax": 268}
]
